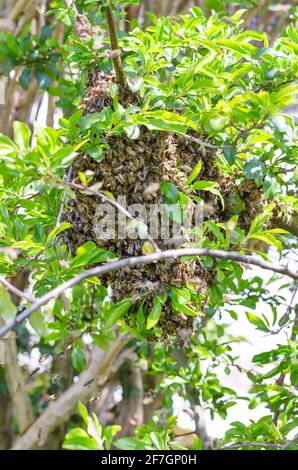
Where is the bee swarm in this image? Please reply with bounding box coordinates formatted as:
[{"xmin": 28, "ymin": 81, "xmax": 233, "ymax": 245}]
[{"xmin": 63, "ymin": 71, "xmax": 265, "ymax": 340}]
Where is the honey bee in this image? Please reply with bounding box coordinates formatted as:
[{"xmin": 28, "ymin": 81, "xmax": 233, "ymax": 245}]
[
  {"xmin": 29, "ymin": 367, "xmax": 40, "ymax": 377},
  {"xmin": 84, "ymin": 378, "xmax": 95, "ymax": 388},
  {"xmin": 51, "ymin": 374, "xmax": 61, "ymax": 384},
  {"xmin": 44, "ymin": 394, "xmax": 57, "ymax": 404}
]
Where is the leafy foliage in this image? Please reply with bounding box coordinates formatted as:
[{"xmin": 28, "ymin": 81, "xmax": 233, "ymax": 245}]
[{"xmin": 0, "ymin": 1, "xmax": 297, "ymax": 451}]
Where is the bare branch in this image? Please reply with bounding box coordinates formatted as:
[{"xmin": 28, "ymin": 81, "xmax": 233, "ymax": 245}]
[
  {"xmin": 11, "ymin": 336, "xmax": 128, "ymax": 450},
  {"xmin": 272, "ymin": 212, "xmax": 298, "ymax": 238},
  {"xmin": 0, "ymin": 271, "xmax": 34, "ymax": 435},
  {"xmin": 56, "ymin": 165, "xmax": 73, "ymax": 228},
  {"xmin": 64, "ymin": 0, "xmax": 78, "ymax": 15},
  {"xmin": 272, "ymin": 372, "xmax": 285, "ymax": 425},
  {"xmin": 221, "ymin": 435, "xmax": 298, "ymax": 450},
  {"xmin": 106, "ymin": 4, "xmax": 126, "ymax": 86},
  {"xmin": 0, "ymin": 248, "xmax": 296, "ymax": 339},
  {"xmin": 180, "ymin": 133, "xmax": 219, "ymax": 149},
  {"xmin": 0, "ymin": 276, "xmax": 35, "ymax": 303},
  {"xmin": 0, "ymin": 318, "xmax": 34, "ymax": 435}
]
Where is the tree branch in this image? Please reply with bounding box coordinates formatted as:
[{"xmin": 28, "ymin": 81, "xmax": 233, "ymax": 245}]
[
  {"xmin": 174, "ymin": 349, "xmax": 212, "ymax": 449},
  {"xmin": 64, "ymin": 0, "xmax": 78, "ymax": 15},
  {"xmin": 0, "ymin": 248, "xmax": 296, "ymax": 339},
  {"xmin": 106, "ymin": 4, "xmax": 126, "ymax": 86},
  {"xmin": 11, "ymin": 336, "xmax": 128, "ymax": 450},
  {"xmin": 0, "ymin": 319, "xmax": 33, "ymax": 435},
  {"xmin": 272, "ymin": 212, "xmax": 298, "ymax": 238},
  {"xmin": 0, "ymin": 276, "xmax": 35, "ymax": 303},
  {"xmin": 221, "ymin": 435, "xmax": 298, "ymax": 450},
  {"xmin": 0, "ymin": 270, "xmax": 34, "ymax": 435},
  {"xmin": 180, "ymin": 133, "xmax": 219, "ymax": 149}
]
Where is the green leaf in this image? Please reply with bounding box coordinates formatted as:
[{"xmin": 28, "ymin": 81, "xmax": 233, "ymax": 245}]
[
  {"xmin": 142, "ymin": 110, "xmax": 197, "ymax": 134},
  {"xmin": 150, "ymin": 432, "xmax": 165, "ymax": 450},
  {"xmin": 46, "ymin": 222, "xmax": 72, "ymax": 244},
  {"xmin": 146, "ymin": 110, "xmax": 197, "ymax": 129},
  {"xmin": 263, "ymin": 174, "xmax": 278, "ymax": 198},
  {"xmin": 192, "ymin": 182, "xmax": 225, "ymax": 209},
  {"xmin": 216, "ymin": 38, "xmax": 255, "ymax": 56},
  {"xmin": 51, "ymin": 145, "xmax": 77, "ymax": 169},
  {"xmin": 271, "ymin": 83, "xmax": 298, "ymax": 108},
  {"xmin": 19, "ymin": 68, "xmax": 31, "ymax": 90},
  {"xmin": 103, "ymin": 424, "xmax": 121, "ymax": 449},
  {"xmin": 80, "ymin": 113, "xmax": 101, "ymax": 130},
  {"xmin": 248, "ymin": 232, "xmax": 281, "ymax": 250},
  {"xmin": 227, "ymin": 192, "xmax": 244, "ymax": 215},
  {"xmin": 108, "ymin": 82, "xmax": 118, "ymax": 99},
  {"xmin": 176, "ymin": 303, "xmax": 198, "ymax": 316},
  {"xmin": 170, "ymin": 441, "xmax": 188, "ymax": 450},
  {"xmin": 169, "ymin": 287, "xmax": 191, "ymax": 305},
  {"xmin": 63, "ymin": 428, "xmax": 98, "ymax": 450},
  {"xmin": 245, "ymin": 312, "xmax": 269, "ymax": 332},
  {"xmin": 243, "ymin": 157, "xmax": 264, "ymax": 184},
  {"xmin": 114, "ymin": 437, "xmax": 147, "ymax": 450},
  {"xmin": 205, "ymin": 221, "xmax": 226, "ymax": 243},
  {"xmin": 145, "ymin": 118, "xmax": 185, "ymax": 133},
  {"xmin": 169, "ymin": 287, "xmax": 198, "ymax": 315},
  {"xmin": 161, "ymin": 375, "xmax": 187, "ymax": 386},
  {"xmin": 105, "ymin": 299, "xmax": 133, "ymax": 329},
  {"xmin": 287, "ymin": 24, "xmax": 298, "ymax": 44},
  {"xmin": 290, "ymin": 370, "xmax": 298, "ymax": 389},
  {"xmin": 0, "ymin": 285, "xmax": 17, "ymax": 322},
  {"xmin": 146, "ymin": 295, "xmax": 166, "ymax": 329},
  {"xmin": 70, "ymin": 242, "xmax": 116, "ymax": 269},
  {"xmin": 223, "ymin": 142, "xmax": 236, "ymax": 165},
  {"xmin": 192, "ymin": 180, "xmax": 216, "ymax": 190},
  {"xmin": 78, "ymin": 401, "xmax": 89, "ymax": 425},
  {"xmin": 160, "ymin": 181, "xmax": 180, "ymax": 204},
  {"xmin": 13, "ymin": 121, "xmax": 31, "ymax": 150},
  {"xmin": 202, "ymin": 113, "xmax": 228, "ymax": 134},
  {"xmin": 71, "ymin": 346, "xmax": 87, "ymax": 373},
  {"xmin": 248, "ymin": 205, "xmax": 274, "ymax": 235},
  {"xmin": 29, "ymin": 309, "xmax": 47, "ymax": 337},
  {"xmin": 0, "ymin": 134, "xmax": 17, "ymax": 156},
  {"xmin": 193, "ymin": 344, "xmax": 213, "ymax": 359},
  {"xmin": 85, "ymin": 145, "xmax": 104, "ymax": 162},
  {"xmin": 184, "ymin": 159, "xmax": 202, "ymax": 186},
  {"xmin": 35, "ymin": 69, "xmax": 52, "ymax": 89},
  {"xmin": 261, "ymin": 361, "xmax": 287, "ymax": 379},
  {"xmin": 136, "ymin": 302, "xmax": 146, "ymax": 332}
]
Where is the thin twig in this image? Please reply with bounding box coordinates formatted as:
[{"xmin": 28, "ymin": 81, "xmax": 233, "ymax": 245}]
[
  {"xmin": 272, "ymin": 373, "xmax": 285, "ymax": 425},
  {"xmin": 106, "ymin": 4, "xmax": 126, "ymax": 86},
  {"xmin": 56, "ymin": 165, "xmax": 73, "ymax": 227},
  {"xmin": 222, "ymin": 434, "xmax": 298, "ymax": 450},
  {"xmin": 180, "ymin": 133, "xmax": 219, "ymax": 149},
  {"xmin": 64, "ymin": 0, "xmax": 78, "ymax": 15},
  {"xmin": 0, "ymin": 248, "xmax": 296, "ymax": 339},
  {"xmin": 0, "ymin": 276, "xmax": 35, "ymax": 303},
  {"xmin": 264, "ymin": 285, "xmax": 298, "ymax": 336},
  {"xmin": 174, "ymin": 430, "xmax": 197, "ymax": 438}
]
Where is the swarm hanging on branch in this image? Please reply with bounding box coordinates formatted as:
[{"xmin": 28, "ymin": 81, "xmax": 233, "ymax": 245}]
[{"xmin": 62, "ymin": 5, "xmax": 281, "ymax": 342}]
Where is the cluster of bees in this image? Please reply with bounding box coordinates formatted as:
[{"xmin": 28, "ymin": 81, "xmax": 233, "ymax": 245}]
[{"xmin": 63, "ymin": 71, "xmax": 265, "ymax": 341}]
